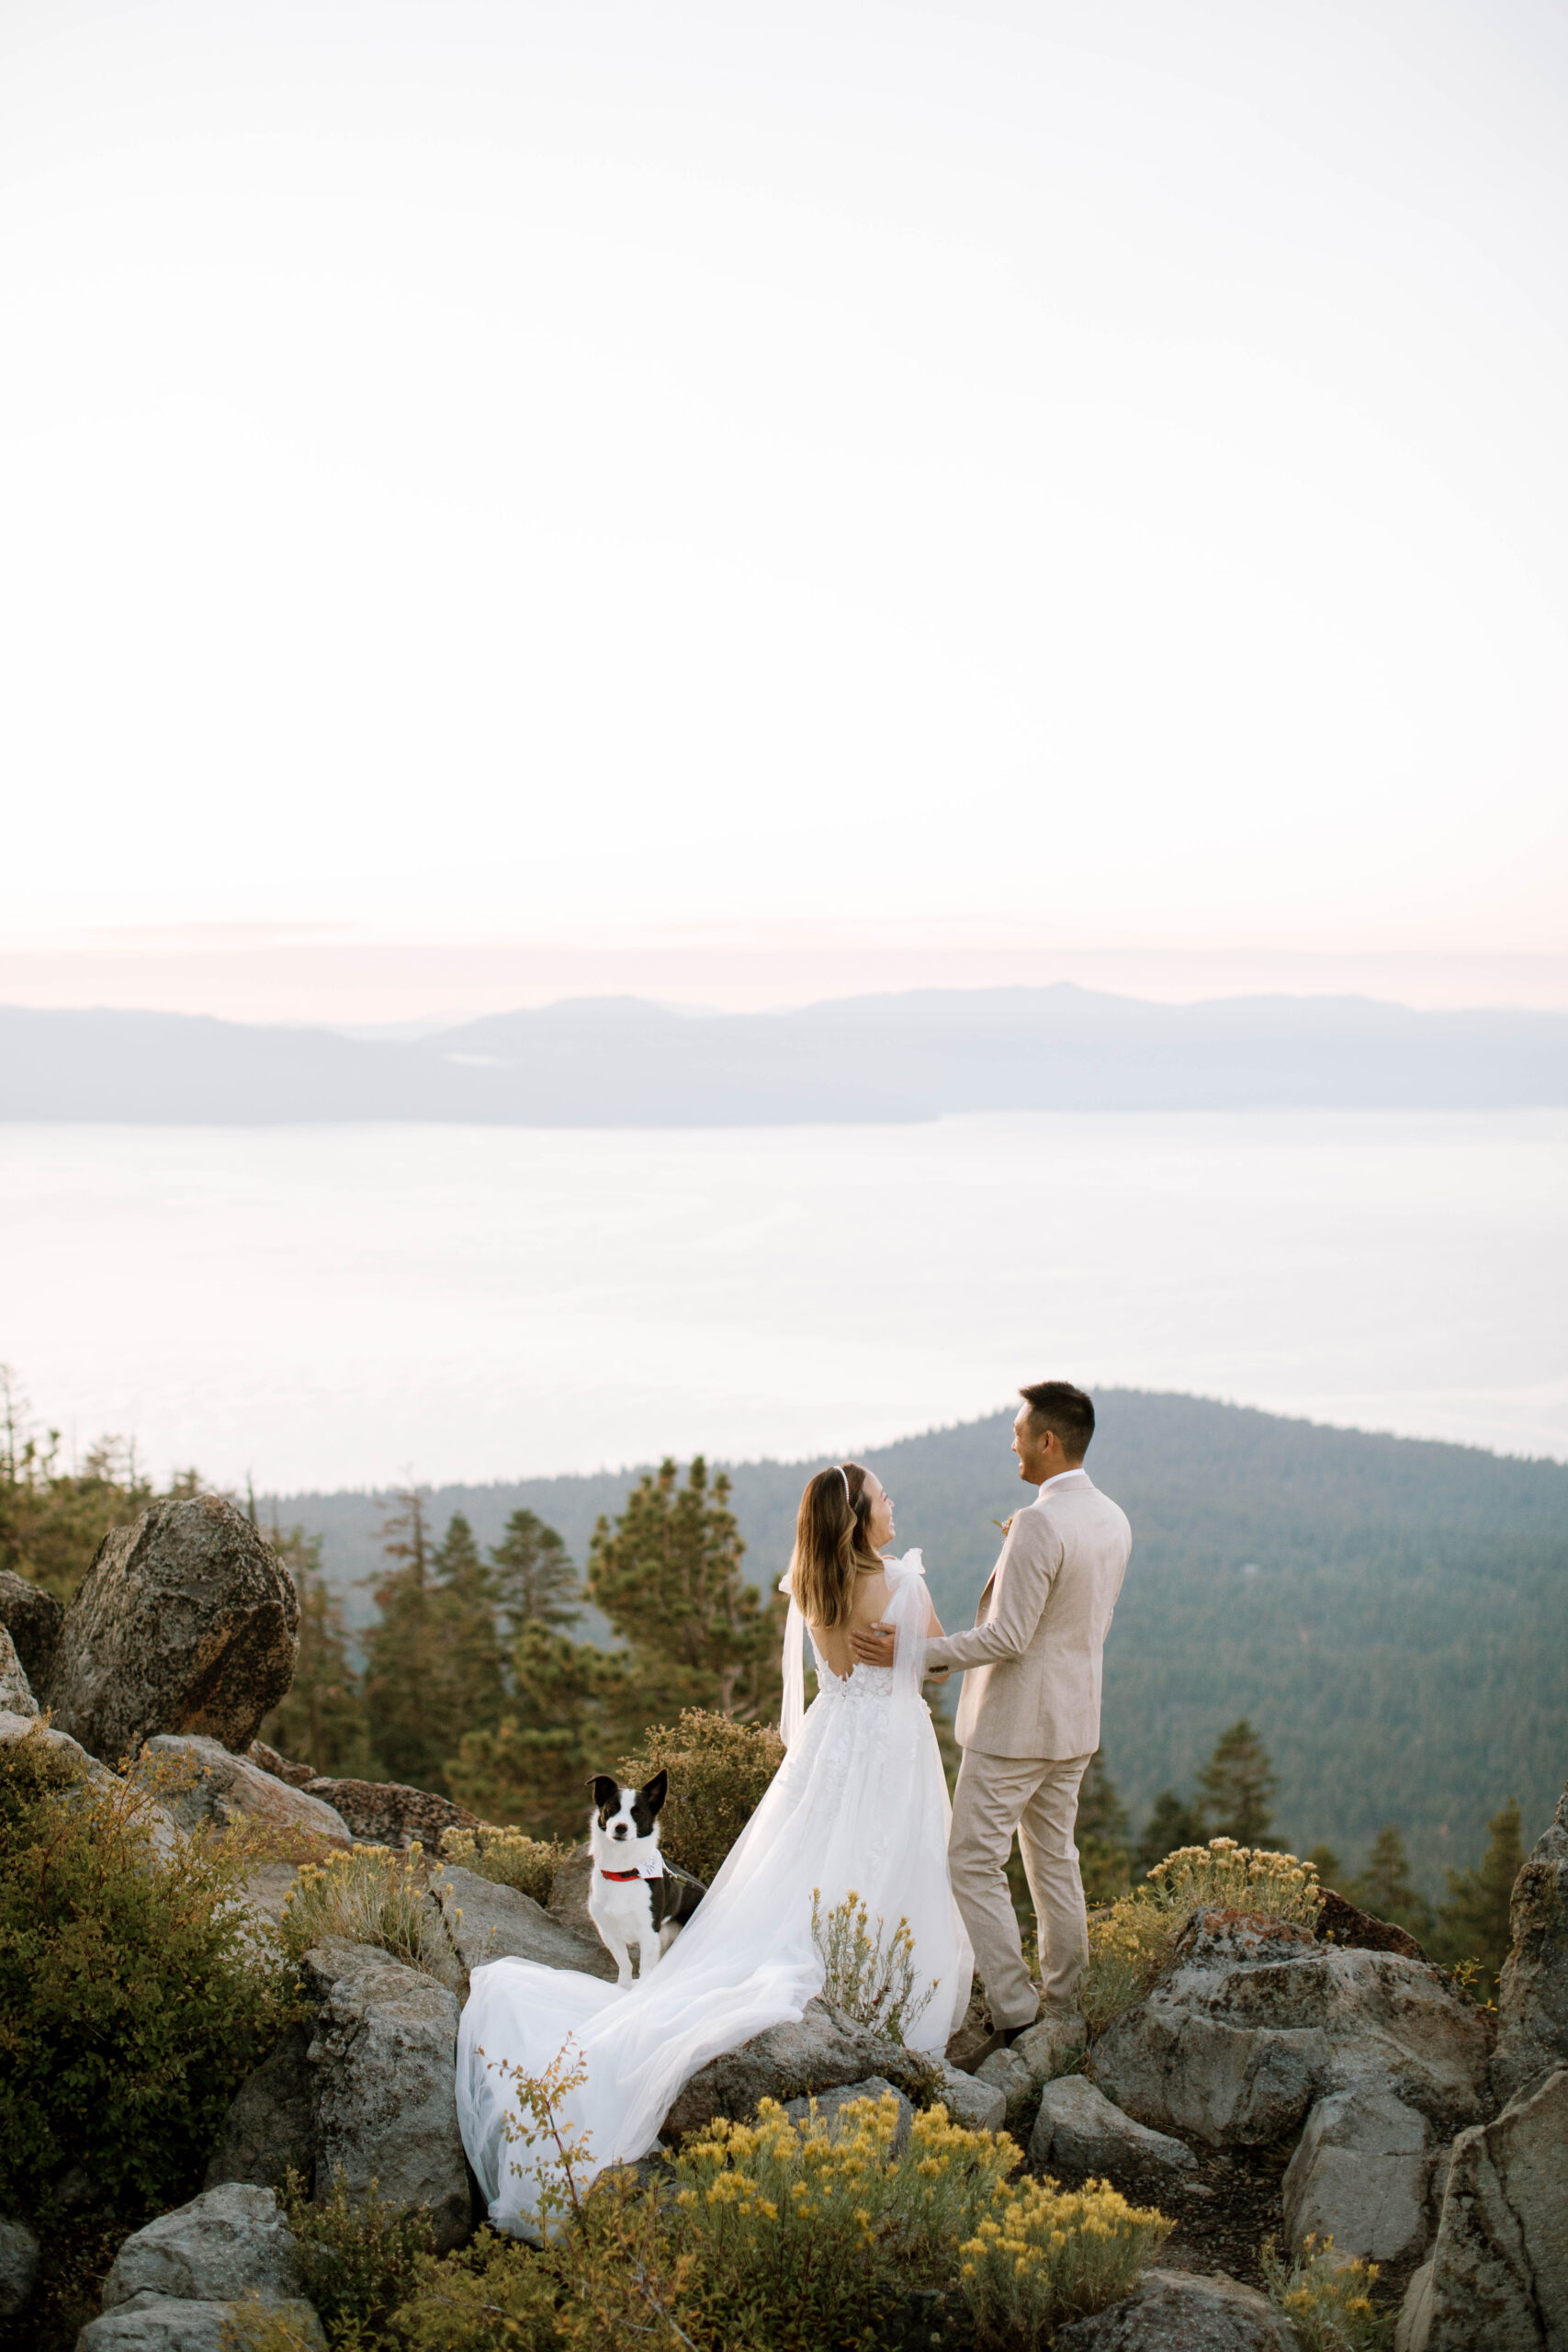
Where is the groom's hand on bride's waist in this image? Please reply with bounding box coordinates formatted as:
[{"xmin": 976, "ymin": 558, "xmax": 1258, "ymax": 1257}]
[{"xmin": 848, "ymin": 1622, "xmax": 897, "ymax": 1668}]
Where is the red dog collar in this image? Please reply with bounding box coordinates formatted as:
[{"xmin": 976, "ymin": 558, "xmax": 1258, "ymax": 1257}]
[{"xmin": 599, "ymin": 1867, "xmax": 642, "ymax": 1882}]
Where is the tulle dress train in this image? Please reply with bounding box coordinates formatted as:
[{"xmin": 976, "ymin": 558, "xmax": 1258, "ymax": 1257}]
[{"xmin": 456, "ymin": 1554, "xmax": 972, "ymax": 2235}]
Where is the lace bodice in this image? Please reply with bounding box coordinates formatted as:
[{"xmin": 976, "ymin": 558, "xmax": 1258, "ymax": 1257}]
[{"xmin": 814, "ymin": 1660, "xmax": 895, "ymax": 1702}]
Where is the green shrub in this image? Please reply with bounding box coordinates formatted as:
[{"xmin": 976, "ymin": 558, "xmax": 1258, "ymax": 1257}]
[
  {"xmin": 383, "ymin": 2230, "xmax": 563, "ymax": 2352},
  {"xmin": 221, "ymin": 2295, "xmax": 328, "ymax": 2352},
  {"xmin": 958, "ymin": 2175, "xmax": 1172, "ymax": 2349},
  {"xmin": 438, "ymin": 1825, "xmax": 570, "ymax": 1907},
  {"xmin": 1261, "ymin": 2234, "xmax": 1393, "ymax": 2349},
  {"xmin": 279, "ymin": 1845, "xmax": 462, "ymax": 1989},
  {"xmin": 277, "ymin": 2168, "xmax": 437, "ymax": 2346},
  {"xmin": 810, "ymin": 1890, "xmax": 936, "ymax": 2046},
  {"xmin": 0, "ymin": 1720, "xmax": 290, "ymax": 2222},
  {"xmin": 616, "ymin": 1709, "xmax": 783, "ymax": 1886},
  {"xmin": 389, "ymin": 2196, "xmax": 694, "ymax": 2352}
]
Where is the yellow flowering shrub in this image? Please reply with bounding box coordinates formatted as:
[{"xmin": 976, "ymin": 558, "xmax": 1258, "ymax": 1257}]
[
  {"xmin": 1146, "ymin": 1838, "xmax": 1324, "ymax": 1926},
  {"xmin": 1081, "ymin": 1895, "xmax": 1183, "ymax": 2036},
  {"xmin": 278, "ymin": 1843, "xmax": 461, "ymax": 1988},
  {"xmin": 1261, "ymin": 2234, "xmax": 1393, "ymax": 2349},
  {"xmin": 1082, "ymin": 1838, "xmax": 1325, "ymax": 2035},
  {"xmin": 669, "ymin": 2093, "xmax": 1018, "ymax": 2346},
  {"xmin": 959, "ymin": 2176, "xmax": 1172, "ymax": 2349},
  {"xmin": 439, "ymin": 1825, "xmax": 570, "ymax": 1907}
]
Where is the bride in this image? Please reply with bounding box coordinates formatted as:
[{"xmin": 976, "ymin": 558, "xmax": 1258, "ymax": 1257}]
[{"xmin": 456, "ymin": 1461, "xmax": 974, "ymax": 2235}]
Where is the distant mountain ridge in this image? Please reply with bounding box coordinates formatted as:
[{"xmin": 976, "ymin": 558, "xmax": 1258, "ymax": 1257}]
[
  {"xmin": 266, "ymin": 1389, "xmax": 1568, "ymax": 1894},
  {"xmin": 3, "ymin": 985, "xmax": 1566, "ymax": 1122}
]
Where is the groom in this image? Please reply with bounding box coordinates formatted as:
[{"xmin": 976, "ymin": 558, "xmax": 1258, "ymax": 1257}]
[{"xmin": 851, "ymin": 1380, "xmax": 1131, "ymax": 2049}]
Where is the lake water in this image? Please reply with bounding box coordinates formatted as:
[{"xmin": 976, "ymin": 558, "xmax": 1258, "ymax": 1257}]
[{"xmin": 2, "ymin": 1111, "xmax": 1564, "ymax": 1491}]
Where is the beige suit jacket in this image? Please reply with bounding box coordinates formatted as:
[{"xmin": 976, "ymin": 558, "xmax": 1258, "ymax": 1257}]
[{"xmin": 923, "ymin": 1472, "xmax": 1132, "ymax": 1760}]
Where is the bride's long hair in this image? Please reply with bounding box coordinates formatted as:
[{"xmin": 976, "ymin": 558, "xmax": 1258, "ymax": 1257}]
[{"xmin": 789, "ymin": 1462, "xmax": 882, "ymax": 1629}]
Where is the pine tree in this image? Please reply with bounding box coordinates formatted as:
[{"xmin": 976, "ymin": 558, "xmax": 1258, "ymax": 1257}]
[
  {"xmin": 1197, "ymin": 1719, "xmax": 1280, "ymax": 1848},
  {"xmin": 0, "ymin": 1366, "xmax": 158, "ymax": 1602},
  {"xmin": 1306, "ymin": 1845, "xmax": 1344, "ymax": 1890},
  {"xmin": 430, "ymin": 1511, "xmax": 508, "ymax": 1748},
  {"xmin": 446, "ymin": 1622, "xmax": 636, "ymax": 1838},
  {"xmin": 1434, "ymin": 1799, "xmax": 1524, "ymax": 1994},
  {"xmin": 587, "ymin": 1457, "xmax": 781, "ymax": 1720},
  {"xmin": 259, "ymin": 1525, "xmax": 372, "ymax": 1778},
  {"xmin": 1350, "ymin": 1826, "xmax": 1436, "ymax": 1943},
  {"xmin": 1077, "ymin": 1751, "xmax": 1134, "ymax": 1901},
  {"xmin": 489, "ymin": 1509, "xmax": 581, "ymax": 1638},
  {"xmin": 1135, "ymin": 1790, "xmax": 1206, "ymax": 1877},
  {"xmin": 363, "ymin": 1487, "xmax": 446, "ymax": 1792}
]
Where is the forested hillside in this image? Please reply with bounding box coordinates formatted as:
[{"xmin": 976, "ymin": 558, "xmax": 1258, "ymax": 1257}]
[{"xmin": 267, "ymin": 1389, "xmax": 1568, "ymax": 1897}]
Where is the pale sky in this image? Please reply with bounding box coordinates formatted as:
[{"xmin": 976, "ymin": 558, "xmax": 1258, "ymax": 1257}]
[{"xmin": 4, "ymin": 0, "xmax": 1567, "ymax": 1015}]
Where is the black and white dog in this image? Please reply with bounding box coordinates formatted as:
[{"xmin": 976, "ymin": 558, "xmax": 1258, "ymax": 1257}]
[{"xmin": 586, "ymin": 1770, "xmax": 706, "ymax": 1987}]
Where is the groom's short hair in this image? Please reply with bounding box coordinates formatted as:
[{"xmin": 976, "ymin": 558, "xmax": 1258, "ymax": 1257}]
[{"xmin": 1019, "ymin": 1381, "xmax": 1095, "ymax": 1460}]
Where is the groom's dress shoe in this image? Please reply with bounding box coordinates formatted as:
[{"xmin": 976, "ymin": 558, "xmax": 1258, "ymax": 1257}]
[{"xmin": 962, "ymin": 2021, "xmax": 1035, "ymax": 2070}]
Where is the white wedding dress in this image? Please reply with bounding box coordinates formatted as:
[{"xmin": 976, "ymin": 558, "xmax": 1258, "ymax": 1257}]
[{"xmin": 456, "ymin": 1552, "xmax": 973, "ymax": 2235}]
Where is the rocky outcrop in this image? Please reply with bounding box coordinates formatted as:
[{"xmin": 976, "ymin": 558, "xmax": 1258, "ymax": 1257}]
[
  {"xmin": 1053, "ymin": 2267, "xmax": 1298, "ymax": 2349},
  {"xmin": 0, "ymin": 2214, "xmax": 39, "ymax": 2323},
  {"xmin": 1315, "ymin": 1886, "xmax": 1426, "ymax": 1961},
  {"xmin": 299, "ymin": 1776, "xmax": 478, "ymax": 1850},
  {"xmin": 433, "ymin": 1863, "xmax": 615, "ymax": 1981},
  {"xmin": 0, "ymin": 1566, "xmax": 64, "ymax": 1690},
  {"xmin": 1281, "ymin": 2085, "xmax": 1439, "ymax": 2265},
  {"xmin": 1495, "ymin": 1779, "xmax": 1568, "ymax": 2108},
  {"xmin": 660, "ymin": 1998, "xmax": 953, "ymax": 2141},
  {"xmin": 137, "ymin": 1734, "xmax": 351, "ymax": 1848},
  {"xmin": 250, "ymin": 1741, "xmax": 317, "ymax": 1788},
  {"xmin": 204, "ymin": 2024, "xmax": 316, "ymax": 2194},
  {"xmin": 301, "ymin": 1938, "xmax": 470, "ymax": 2250},
  {"xmin": 1089, "ymin": 1908, "xmax": 1493, "ymax": 2151},
  {"xmin": 83, "ymin": 2186, "xmax": 325, "ymax": 2352},
  {"xmin": 45, "ymin": 1498, "xmax": 299, "ymax": 1761},
  {"xmin": 782, "ymin": 2076, "xmax": 915, "ymax": 2151},
  {"xmin": 1030, "ymin": 2075, "xmax": 1197, "ymax": 2181},
  {"xmin": 0, "ymin": 1623, "xmax": 38, "ymax": 1716},
  {"xmin": 101, "ymin": 2184, "xmax": 304, "ymax": 2310},
  {"xmin": 1400, "ymin": 2066, "xmax": 1568, "ymax": 2352},
  {"xmin": 80, "ymin": 2292, "xmax": 325, "ymax": 2349}
]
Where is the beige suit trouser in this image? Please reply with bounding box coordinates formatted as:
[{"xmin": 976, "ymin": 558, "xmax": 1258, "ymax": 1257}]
[{"xmin": 949, "ymin": 1747, "xmax": 1093, "ymax": 2028}]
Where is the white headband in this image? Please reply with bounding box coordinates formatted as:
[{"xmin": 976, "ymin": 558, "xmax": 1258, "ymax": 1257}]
[{"xmin": 830, "ymin": 1464, "xmax": 851, "ymax": 1501}]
